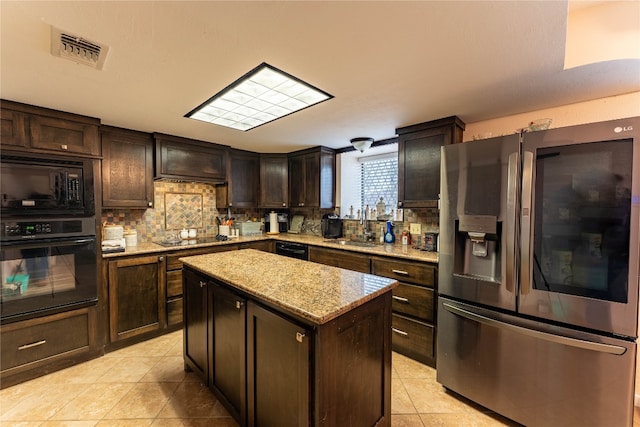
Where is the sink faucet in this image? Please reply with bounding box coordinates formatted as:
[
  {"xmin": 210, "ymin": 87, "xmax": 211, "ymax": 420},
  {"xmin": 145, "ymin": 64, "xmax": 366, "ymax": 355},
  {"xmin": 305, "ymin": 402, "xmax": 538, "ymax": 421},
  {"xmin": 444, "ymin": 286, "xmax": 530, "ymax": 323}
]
[{"xmin": 361, "ymin": 205, "xmax": 374, "ymax": 242}]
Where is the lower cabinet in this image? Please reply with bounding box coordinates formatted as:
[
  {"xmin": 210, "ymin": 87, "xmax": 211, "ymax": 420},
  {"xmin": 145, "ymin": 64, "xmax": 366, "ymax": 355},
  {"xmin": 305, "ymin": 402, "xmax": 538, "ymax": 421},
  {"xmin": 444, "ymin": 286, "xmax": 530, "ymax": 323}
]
[
  {"xmin": 308, "ymin": 246, "xmax": 370, "ymax": 273},
  {"xmin": 0, "ymin": 307, "xmax": 100, "ymax": 388},
  {"xmin": 371, "ymin": 257, "xmax": 437, "ymax": 367},
  {"xmin": 183, "ymin": 265, "xmax": 390, "ymax": 427},
  {"xmin": 107, "ymin": 254, "xmax": 166, "ymax": 344},
  {"xmin": 247, "ymin": 300, "xmax": 310, "ymax": 427}
]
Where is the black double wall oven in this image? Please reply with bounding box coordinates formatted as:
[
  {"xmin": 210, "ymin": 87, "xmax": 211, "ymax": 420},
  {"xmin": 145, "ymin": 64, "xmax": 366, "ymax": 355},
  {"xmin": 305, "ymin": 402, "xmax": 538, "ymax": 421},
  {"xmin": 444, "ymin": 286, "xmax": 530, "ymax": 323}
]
[{"xmin": 1, "ymin": 152, "xmax": 98, "ymax": 323}]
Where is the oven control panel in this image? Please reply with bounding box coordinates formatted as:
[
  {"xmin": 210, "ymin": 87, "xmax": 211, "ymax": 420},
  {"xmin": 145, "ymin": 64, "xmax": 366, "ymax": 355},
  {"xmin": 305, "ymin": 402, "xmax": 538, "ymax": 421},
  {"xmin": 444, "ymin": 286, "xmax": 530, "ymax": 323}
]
[
  {"xmin": 0, "ymin": 218, "xmax": 95, "ymax": 241},
  {"xmin": 4, "ymin": 222, "xmax": 53, "ymax": 237}
]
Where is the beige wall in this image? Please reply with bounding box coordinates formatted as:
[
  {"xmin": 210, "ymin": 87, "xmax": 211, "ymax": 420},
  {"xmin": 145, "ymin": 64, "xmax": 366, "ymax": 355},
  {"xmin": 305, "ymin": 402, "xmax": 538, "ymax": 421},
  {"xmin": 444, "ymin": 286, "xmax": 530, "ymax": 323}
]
[
  {"xmin": 465, "ymin": 90, "xmax": 640, "ymax": 406},
  {"xmin": 463, "ymin": 91, "xmax": 640, "ymax": 141}
]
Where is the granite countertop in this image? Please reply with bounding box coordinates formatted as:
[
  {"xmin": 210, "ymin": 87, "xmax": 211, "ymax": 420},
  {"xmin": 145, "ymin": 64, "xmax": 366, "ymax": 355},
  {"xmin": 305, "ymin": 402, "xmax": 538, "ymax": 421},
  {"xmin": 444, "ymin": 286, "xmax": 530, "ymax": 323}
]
[
  {"xmin": 102, "ymin": 233, "xmax": 439, "ymax": 264},
  {"xmin": 180, "ymin": 249, "xmax": 398, "ymax": 325}
]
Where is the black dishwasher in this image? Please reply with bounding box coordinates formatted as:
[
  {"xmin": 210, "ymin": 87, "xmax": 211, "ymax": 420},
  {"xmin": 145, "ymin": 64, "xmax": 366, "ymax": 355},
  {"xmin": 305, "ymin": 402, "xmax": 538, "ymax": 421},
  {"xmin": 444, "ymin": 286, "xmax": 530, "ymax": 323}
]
[{"xmin": 275, "ymin": 241, "xmax": 308, "ymax": 260}]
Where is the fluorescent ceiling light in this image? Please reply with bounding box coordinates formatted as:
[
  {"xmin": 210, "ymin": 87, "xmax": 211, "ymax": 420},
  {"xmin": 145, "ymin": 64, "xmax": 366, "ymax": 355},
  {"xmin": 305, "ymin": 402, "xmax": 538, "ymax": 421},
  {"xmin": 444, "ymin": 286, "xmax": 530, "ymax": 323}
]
[{"xmin": 186, "ymin": 63, "xmax": 333, "ymax": 131}]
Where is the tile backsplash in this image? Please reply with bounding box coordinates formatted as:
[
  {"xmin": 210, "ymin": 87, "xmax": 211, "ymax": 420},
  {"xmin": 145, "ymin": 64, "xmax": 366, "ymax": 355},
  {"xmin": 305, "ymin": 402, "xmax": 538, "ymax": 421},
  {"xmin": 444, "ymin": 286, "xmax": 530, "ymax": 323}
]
[
  {"xmin": 101, "ymin": 182, "xmax": 439, "ymax": 245},
  {"xmin": 101, "ymin": 181, "xmax": 218, "ymax": 242}
]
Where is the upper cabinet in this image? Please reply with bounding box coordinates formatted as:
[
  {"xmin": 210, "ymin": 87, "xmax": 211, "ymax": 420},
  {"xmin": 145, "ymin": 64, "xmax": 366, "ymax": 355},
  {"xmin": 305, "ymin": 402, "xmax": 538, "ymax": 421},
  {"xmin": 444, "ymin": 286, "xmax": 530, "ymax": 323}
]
[
  {"xmin": 397, "ymin": 116, "xmax": 465, "ymax": 208},
  {"xmin": 288, "ymin": 146, "xmax": 335, "ymax": 209},
  {"xmin": 0, "ymin": 99, "xmax": 100, "ymax": 157},
  {"xmin": 216, "ymin": 148, "xmax": 260, "ymax": 208},
  {"xmin": 154, "ymin": 133, "xmax": 228, "ymax": 183},
  {"xmin": 101, "ymin": 126, "xmax": 154, "ymax": 209},
  {"xmin": 260, "ymin": 154, "xmax": 288, "ymax": 208}
]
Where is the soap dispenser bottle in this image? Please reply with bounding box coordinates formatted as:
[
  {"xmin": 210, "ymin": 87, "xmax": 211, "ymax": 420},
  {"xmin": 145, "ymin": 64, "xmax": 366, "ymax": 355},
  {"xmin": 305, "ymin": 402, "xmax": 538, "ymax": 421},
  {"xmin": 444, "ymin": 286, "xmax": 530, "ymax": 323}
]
[{"xmin": 384, "ymin": 221, "xmax": 395, "ymax": 243}]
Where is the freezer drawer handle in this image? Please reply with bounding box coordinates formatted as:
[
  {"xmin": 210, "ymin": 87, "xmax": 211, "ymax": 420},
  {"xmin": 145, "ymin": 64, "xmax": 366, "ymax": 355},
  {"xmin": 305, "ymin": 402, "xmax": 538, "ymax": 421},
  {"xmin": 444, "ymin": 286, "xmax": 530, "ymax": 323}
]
[
  {"xmin": 443, "ymin": 302, "xmax": 627, "ymax": 355},
  {"xmin": 392, "ymin": 327, "xmax": 408, "ymax": 336},
  {"xmin": 392, "ymin": 295, "xmax": 409, "ymax": 303}
]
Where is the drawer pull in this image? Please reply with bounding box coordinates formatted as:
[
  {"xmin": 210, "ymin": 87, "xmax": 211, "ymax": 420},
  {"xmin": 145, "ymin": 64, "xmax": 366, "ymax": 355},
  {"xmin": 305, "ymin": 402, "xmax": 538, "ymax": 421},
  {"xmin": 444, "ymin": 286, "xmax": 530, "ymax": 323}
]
[
  {"xmin": 235, "ymin": 300, "xmax": 244, "ymax": 310},
  {"xmin": 391, "ymin": 269, "xmax": 409, "ymax": 276},
  {"xmin": 18, "ymin": 340, "xmax": 46, "ymax": 350},
  {"xmin": 392, "ymin": 328, "xmax": 408, "ymax": 337},
  {"xmin": 392, "ymin": 295, "xmax": 409, "ymax": 303}
]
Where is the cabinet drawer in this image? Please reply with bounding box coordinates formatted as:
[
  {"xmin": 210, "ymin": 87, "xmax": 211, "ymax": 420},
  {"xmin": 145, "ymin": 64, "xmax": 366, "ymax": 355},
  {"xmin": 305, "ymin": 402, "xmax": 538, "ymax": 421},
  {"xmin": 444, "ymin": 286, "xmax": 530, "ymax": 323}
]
[
  {"xmin": 166, "ymin": 245, "xmax": 237, "ymax": 271},
  {"xmin": 392, "ymin": 283, "xmax": 434, "ymax": 322},
  {"xmin": 1, "ymin": 311, "xmax": 89, "ymax": 371},
  {"xmin": 371, "ymin": 257, "xmax": 435, "ymax": 287},
  {"xmin": 308, "ymin": 246, "xmax": 370, "ymax": 273},
  {"xmin": 167, "ymin": 297, "xmax": 183, "ymax": 326},
  {"xmin": 167, "ymin": 270, "xmax": 183, "ymax": 297},
  {"xmin": 391, "ymin": 314, "xmax": 434, "ymax": 364}
]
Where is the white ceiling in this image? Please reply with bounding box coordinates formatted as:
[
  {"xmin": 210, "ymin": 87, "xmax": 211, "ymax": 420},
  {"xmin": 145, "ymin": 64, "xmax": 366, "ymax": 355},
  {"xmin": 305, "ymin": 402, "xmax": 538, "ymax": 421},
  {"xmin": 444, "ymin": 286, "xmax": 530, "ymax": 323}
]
[{"xmin": 1, "ymin": 1, "xmax": 639, "ymax": 153}]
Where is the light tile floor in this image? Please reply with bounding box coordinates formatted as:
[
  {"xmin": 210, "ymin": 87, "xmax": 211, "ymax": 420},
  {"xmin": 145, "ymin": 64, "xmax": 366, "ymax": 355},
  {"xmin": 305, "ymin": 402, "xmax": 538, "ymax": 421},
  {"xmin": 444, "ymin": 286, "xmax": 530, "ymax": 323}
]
[{"xmin": 0, "ymin": 330, "xmax": 631, "ymax": 426}]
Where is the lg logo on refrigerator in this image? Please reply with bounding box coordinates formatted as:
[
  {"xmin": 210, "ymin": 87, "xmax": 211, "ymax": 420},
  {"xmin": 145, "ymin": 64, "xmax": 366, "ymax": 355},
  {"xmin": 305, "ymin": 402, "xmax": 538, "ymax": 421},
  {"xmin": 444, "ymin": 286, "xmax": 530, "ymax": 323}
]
[{"xmin": 614, "ymin": 125, "xmax": 633, "ymax": 133}]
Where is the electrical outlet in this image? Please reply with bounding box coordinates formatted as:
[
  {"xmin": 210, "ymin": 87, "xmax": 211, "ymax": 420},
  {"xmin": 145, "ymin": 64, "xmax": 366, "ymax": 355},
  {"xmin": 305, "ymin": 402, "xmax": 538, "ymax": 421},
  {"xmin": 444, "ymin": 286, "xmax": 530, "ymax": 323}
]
[{"xmin": 409, "ymin": 223, "xmax": 422, "ymax": 235}]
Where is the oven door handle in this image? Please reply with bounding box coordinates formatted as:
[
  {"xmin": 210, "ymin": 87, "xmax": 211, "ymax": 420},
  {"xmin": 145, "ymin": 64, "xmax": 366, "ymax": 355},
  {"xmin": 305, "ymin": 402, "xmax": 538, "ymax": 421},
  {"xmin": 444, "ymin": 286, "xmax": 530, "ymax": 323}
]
[{"xmin": 1, "ymin": 236, "xmax": 96, "ymax": 248}]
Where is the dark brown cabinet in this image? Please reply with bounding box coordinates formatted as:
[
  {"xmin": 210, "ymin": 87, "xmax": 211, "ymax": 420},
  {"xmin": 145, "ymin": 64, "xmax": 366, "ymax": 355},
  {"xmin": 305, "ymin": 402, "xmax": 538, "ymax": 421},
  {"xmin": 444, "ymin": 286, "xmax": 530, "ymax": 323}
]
[
  {"xmin": 260, "ymin": 154, "xmax": 288, "ymax": 208},
  {"xmin": 247, "ymin": 301, "xmax": 309, "ymax": 427},
  {"xmin": 396, "ymin": 116, "xmax": 464, "ymax": 208},
  {"xmin": 217, "ymin": 148, "xmax": 260, "ymax": 208},
  {"xmin": 0, "ymin": 107, "xmax": 28, "ymax": 148},
  {"xmin": 183, "ymin": 267, "xmax": 210, "ymax": 381},
  {"xmin": 371, "ymin": 256, "xmax": 437, "ymax": 366},
  {"xmin": 308, "ymin": 246, "xmax": 371, "ymax": 273},
  {"xmin": 101, "ymin": 126, "xmax": 154, "ymax": 209},
  {"xmin": 0, "ymin": 307, "xmax": 100, "ymax": 389},
  {"xmin": 154, "ymin": 133, "xmax": 228, "ymax": 183},
  {"xmin": 167, "ymin": 245, "xmax": 238, "ymax": 328},
  {"xmin": 212, "ymin": 283, "xmax": 247, "ymax": 424},
  {"xmin": 0, "ymin": 99, "xmax": 101, "ymax": 157},
  {"xmin": 108, "ymin": 254, "xmax": 166, "ymax": 343},
  {"xmin": 182, "ymin": 262, "xmax": 392, "ymax": 427},
  {"xmin": 288, "ymin": 146, "xmax": 335, "ymax": 209}
]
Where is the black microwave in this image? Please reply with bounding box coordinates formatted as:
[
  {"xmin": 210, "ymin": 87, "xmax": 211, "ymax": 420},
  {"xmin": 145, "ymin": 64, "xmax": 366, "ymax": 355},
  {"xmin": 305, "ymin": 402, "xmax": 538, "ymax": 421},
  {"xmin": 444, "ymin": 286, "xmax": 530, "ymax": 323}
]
[{"xmin": 1, "ymin": 153, "xmax": 95, "ymax": 217}]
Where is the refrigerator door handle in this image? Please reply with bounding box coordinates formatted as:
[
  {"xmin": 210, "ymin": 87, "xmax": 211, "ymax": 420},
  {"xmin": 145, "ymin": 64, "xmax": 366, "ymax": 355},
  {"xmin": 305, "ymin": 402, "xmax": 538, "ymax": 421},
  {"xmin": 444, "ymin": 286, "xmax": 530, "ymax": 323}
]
[
  {"xmin": 442, "ymin": 302, "xmax": 627, "ymax": 355},
  {"xmin": 520, "ymin": 151, "xmax": 534, "ymax": 295},
  {"xmin": 505, "ymin": 152, "xmax": 519, "ymax": 293}
]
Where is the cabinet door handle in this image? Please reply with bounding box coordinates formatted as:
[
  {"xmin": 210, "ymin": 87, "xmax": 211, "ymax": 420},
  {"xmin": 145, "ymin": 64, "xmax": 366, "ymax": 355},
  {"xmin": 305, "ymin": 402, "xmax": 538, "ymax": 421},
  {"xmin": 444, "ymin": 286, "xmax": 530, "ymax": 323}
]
[
  {"xmin": 398, "ymin": 201, "xmax": 403, "ymax": 207},
  {"xmin": 392, "ymin": 328, "xmax": 408, "ymax": 337},
  {"xmin": 158, "ymin": 256, "xmax": 164, "ymax": 262},
  {"xmin": 282, "ymin": 203, "xmax": 286, "ymax": 207},
  {"xmin": 60, "ymin": 144, "xmax": 68, "ymax": 150},
  {"xmin": 391, "ymin": 269, "xmax": 409, "ymax": 276},
  {"xmin": 392, "ymin": 295, "xmax": 409, "ymax": 303},
  {"xmin": 235, "ymin": 301, "xmax": 244, "ymax": 309},
  {"xmin": 18, "ymin": 340, "xmax": 46, "ymax": 350},
  {"xmin": 199, "ymin": 281, "xmax": 207, "ymax": 288},
  {"xmin": 296, "ymin": 332, "xmax": 305, "ymax": 343},
  {"xmin": 148, "ymin": 201, "xmax": 153, "ymax": 207}
]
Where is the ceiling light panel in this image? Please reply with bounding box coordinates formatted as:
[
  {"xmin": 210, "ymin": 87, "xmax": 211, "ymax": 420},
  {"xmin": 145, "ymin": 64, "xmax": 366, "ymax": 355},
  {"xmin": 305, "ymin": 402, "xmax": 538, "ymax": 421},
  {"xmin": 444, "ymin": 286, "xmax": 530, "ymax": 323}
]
[{"xmin": 186, "ymin": 63, "xmax": 333, "ymax": 131}]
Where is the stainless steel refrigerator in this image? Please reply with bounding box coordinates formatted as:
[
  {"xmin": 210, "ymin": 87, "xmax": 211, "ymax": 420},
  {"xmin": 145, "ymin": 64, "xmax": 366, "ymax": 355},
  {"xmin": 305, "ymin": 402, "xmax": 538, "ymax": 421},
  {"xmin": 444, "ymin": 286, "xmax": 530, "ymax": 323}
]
[{"xmin": 437, "ymin": 117, "xmax": 639, "ymax": 427}]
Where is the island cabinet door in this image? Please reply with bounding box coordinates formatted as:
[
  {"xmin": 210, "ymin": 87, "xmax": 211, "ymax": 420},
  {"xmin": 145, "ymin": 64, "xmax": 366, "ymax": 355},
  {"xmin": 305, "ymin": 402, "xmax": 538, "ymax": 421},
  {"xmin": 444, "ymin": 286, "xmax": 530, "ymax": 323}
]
[
  {"xmin": 247, "ymin": 301, "xmax": 310, "ymax": 427},
  {"xmin": 182, "ymin": 268, "xmax": 210, "ymax": 382},
  {"xmin": 211, "ymin": 283, "xmax": 246, "ymax": 425}
]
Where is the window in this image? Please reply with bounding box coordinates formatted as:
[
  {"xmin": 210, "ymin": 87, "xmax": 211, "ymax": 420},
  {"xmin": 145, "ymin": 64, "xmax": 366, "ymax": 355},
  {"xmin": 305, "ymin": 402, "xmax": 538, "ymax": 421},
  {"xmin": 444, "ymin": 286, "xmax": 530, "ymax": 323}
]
[
  {"xmin": 339, "ymin": 145, "xmax": 398, "ymax": 218},
  {"xmin": 360, "ymin": 155, "xmax": 397, "ymax": 212}
]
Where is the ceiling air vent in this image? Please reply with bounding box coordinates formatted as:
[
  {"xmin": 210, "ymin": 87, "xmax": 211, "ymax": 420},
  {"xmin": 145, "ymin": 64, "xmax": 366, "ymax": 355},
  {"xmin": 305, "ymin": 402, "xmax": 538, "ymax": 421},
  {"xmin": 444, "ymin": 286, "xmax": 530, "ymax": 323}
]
[{"xmin": 50, "ymin": 26, "xmax": 109, "ymax": 70}]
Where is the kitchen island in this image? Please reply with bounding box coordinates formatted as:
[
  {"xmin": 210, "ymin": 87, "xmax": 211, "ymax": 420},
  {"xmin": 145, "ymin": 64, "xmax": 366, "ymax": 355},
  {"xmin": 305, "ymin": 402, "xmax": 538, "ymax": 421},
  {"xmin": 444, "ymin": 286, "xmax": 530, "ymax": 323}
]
[{"xmin": 180, "ymin": 249, "xmax": 398, "ymax": 427}]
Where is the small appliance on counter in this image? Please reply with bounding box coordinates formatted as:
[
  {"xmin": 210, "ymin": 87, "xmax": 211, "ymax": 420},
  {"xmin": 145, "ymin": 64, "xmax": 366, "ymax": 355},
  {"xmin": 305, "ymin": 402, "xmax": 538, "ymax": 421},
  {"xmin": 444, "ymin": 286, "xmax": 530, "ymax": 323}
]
[
  {"xmin": 321, "ymin": 214, "xmax": 342, "ymax": 239},
  {"xmin": 423, "ymin": 232, "xmax": 438, "ymax": 252}
]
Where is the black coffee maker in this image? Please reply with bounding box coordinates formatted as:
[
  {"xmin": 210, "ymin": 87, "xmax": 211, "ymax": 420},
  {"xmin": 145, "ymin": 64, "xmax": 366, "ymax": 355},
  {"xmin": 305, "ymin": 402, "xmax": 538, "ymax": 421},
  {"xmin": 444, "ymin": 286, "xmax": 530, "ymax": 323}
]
[{"xmin": 321, "ymin": 214, "xmax": 342, "ymax": 238}]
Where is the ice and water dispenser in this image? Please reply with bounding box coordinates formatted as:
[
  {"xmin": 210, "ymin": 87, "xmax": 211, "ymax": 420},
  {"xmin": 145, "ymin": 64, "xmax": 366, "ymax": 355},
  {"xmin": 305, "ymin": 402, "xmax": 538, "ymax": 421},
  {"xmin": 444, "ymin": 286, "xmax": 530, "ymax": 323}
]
[{"xmin": 455, "ymin": 214, "xmax": 501, "ymax": 283}]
